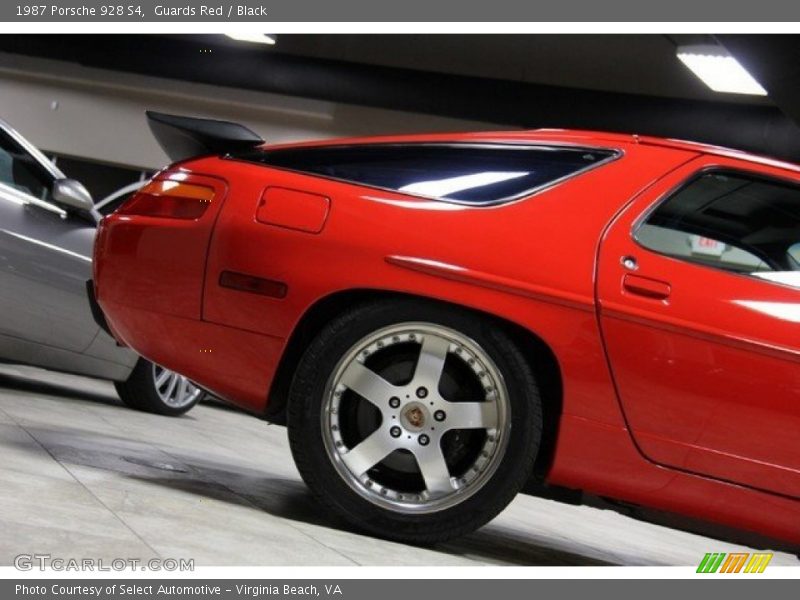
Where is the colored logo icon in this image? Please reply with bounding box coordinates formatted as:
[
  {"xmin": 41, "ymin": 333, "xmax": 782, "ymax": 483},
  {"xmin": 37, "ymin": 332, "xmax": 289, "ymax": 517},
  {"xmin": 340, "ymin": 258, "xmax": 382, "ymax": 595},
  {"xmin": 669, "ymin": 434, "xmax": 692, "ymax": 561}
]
[{"xmin": 697, "ymin": 552, "xmax": 773, "ymax": 573}]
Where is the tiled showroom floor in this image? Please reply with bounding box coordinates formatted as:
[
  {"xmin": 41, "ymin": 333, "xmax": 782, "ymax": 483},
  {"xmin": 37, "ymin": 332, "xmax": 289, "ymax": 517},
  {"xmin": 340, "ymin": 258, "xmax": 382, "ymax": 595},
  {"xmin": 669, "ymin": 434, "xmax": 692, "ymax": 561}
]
[{"xmin": 0, "ymin": 364, "xmax": 797, "ymax": 567}]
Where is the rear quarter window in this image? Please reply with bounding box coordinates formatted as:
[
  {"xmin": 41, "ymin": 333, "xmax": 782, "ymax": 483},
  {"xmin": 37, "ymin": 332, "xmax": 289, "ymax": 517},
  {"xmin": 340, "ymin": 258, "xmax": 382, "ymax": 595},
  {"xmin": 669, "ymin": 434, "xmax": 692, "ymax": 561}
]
[{"xmin": 232, "ymin": 143, "xmax": 617, "ymax": 205}]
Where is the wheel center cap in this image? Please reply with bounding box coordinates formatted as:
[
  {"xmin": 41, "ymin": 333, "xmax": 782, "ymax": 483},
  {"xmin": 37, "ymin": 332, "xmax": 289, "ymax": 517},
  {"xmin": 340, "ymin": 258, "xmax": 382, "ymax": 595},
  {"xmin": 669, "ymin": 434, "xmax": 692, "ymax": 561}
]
[
  {"xmin": 405, "ymin": 406, "xmax": 425, "ymax": 428},
  {"xmin": 400, "ymin": 401, "xmax": 428, "ymax": 432}
]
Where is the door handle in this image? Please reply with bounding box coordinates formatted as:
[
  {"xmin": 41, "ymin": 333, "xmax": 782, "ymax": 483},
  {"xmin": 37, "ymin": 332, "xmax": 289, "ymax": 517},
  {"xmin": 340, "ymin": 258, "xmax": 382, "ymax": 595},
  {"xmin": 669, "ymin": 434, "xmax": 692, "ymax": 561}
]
[{"xmin": 623, "ymin": 274, "xmax": 672, "ymax": 300}]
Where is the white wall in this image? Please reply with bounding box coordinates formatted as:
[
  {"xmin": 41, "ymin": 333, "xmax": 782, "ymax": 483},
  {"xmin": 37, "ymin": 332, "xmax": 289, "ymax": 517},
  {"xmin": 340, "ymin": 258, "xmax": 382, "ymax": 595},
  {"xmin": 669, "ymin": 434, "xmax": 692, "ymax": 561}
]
[{"xmin": 0, "ymin": 53, "xmax": 501, "ymax": 170}]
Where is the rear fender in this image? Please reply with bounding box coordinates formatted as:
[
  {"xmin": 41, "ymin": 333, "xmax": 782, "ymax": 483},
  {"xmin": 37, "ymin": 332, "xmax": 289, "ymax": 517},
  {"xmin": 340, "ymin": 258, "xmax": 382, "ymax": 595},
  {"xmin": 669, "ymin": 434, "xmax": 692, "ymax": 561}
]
[{"xmin": 95, "ymin": 171, "xmax": 228, "ymax": 321}]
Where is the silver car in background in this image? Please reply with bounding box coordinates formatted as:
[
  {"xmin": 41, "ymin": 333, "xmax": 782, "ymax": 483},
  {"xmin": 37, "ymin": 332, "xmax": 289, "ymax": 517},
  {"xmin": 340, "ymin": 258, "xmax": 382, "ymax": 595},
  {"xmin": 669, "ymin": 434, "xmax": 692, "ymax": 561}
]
[{"xmin": 0, "ymin": 118, "xmax": 202, "ymax": 415}]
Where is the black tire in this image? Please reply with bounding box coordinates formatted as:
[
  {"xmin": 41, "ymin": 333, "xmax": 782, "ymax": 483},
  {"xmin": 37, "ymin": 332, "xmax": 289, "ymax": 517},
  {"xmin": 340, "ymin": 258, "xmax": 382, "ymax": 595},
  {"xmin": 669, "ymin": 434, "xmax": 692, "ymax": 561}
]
[
  {"xmin": 287, "ymin": 299, "xmax": 543, "ymax": 543},
  {"xmin": 115, "ymin": 360, "xmax": 202, "ymax": 417}
]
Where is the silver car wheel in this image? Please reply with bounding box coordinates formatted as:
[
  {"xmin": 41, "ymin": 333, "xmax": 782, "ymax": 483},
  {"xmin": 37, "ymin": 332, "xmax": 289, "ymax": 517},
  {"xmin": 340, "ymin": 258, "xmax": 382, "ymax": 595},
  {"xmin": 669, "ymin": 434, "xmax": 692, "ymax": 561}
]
[
  {"xmin": 322, "ymin": 322, "xmax": 511, "ymax": 514},
  {"xmin": 152, "ymin": 364, "xmax": 202, "ymax": 409}
]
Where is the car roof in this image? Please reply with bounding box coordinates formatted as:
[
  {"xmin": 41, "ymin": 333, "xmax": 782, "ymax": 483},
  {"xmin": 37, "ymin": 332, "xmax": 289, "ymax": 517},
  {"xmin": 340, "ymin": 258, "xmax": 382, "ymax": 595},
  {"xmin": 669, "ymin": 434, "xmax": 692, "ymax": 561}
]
[
  {"xmin": 635, "ymin": 135, "xmax": 800, "ymax": 174},
  {"xmin": 258, "ymin": 129, "xmax": 800, "ymax": 175},
  {"xmin": 260, "ymin": 129, "xmax": 637, "ymax": 151}
]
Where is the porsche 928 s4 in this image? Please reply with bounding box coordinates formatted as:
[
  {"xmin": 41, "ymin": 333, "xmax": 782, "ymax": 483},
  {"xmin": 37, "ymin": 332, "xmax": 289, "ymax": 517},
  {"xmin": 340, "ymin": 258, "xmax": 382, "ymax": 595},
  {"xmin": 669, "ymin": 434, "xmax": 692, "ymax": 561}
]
[{"xmin": 91, "ymin": 112, "xmax": 800, "ymax": 545}]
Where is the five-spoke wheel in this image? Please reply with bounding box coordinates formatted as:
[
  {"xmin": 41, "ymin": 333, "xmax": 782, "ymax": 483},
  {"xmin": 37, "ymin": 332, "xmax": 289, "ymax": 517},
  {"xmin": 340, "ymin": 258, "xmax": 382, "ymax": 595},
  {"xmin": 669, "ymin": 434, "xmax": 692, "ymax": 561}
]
[{"xmin": 323, "ymin": 323, "xmax": 509, "ymax": 512}]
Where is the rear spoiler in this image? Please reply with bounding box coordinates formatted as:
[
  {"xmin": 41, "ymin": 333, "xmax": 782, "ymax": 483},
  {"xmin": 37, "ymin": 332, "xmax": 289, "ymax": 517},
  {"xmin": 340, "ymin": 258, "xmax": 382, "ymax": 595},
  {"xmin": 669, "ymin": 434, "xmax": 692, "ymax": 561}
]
[{"xmin": 146, "ymin": 111, "xmax": 264, "ymax": 162}]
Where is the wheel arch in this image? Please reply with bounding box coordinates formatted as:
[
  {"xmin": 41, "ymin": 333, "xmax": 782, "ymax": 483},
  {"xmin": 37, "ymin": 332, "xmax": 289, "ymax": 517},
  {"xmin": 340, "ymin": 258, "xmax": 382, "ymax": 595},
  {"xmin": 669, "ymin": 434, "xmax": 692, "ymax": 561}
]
[{"xmin": 264, "ymin": 288, "xmax": 563, "ymax": 478}]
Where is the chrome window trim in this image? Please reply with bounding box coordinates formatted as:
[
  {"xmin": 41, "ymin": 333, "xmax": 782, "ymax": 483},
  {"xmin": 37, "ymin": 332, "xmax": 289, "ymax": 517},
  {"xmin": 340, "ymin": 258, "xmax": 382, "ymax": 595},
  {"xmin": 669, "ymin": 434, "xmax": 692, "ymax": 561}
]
[
  {"xmin": 0, "ymin": 118, "xmax": 65, "ymax": 180},
  {"xmin": 0, "ymin": 118, "xmax": 69, "ymax": 217}
]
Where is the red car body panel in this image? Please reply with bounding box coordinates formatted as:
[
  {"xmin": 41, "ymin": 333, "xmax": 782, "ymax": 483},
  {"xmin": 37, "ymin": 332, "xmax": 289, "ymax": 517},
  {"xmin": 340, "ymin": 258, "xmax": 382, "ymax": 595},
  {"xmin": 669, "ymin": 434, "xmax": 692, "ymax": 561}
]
[
  {"xmin": 598, "ymin": 156, "xmax": 800, "ymax": 502},
  {"xmin": 94, "ymin": 130, "xmax": 800, "ymax": 546}
]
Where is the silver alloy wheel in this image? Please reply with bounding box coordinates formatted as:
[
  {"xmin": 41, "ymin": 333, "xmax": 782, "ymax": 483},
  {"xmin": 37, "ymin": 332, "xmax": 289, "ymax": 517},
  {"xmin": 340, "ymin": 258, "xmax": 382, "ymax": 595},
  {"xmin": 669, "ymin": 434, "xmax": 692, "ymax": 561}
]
[
  {"xmin": 152, "ymin": 364, "xmax": 202, "ymax": 409},
  {"xmin": 322, "ymin": 322, "xmax": 511, "ymax": 514}
]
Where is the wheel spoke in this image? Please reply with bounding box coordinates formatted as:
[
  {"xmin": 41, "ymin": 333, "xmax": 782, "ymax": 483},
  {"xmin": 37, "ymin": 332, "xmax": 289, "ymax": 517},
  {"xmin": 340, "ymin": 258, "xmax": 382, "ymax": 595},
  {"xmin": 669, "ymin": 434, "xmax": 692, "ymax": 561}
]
[
  {"xmin": 163, "ymin": 372, "xmax": 178, "ymax": 400},
  {"xmin": 176, "ymin": 377, "xmax": 188, "ymax": 402},
  {"xmin": 339, "ymin": 361, "xmax": 399, "ymax": 407},
  {"xmin": 341, "ymin": 429, "xmax": 396, "ymax": 476},
  {"xmin": 415, "ymin": 445, "xmax": 455, "ymax": 495},
  {"xmin": 413, "ymin": 335, "xmax": 450, "ymax": 389},
  {"xmin": 155, "ymin": 368, "xmax": 170, "ymax": 388},
  {"xmin": 443, "ymin": 400, "xmax": 498, "ymax": 430}
]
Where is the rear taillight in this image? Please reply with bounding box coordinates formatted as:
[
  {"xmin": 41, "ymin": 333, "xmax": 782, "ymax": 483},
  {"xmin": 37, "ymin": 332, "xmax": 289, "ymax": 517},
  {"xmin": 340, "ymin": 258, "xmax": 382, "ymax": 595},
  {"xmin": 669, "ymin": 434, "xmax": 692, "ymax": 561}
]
[{"xmin": 118, "ymin": 180, "xmax": 215, "ymax": 220}]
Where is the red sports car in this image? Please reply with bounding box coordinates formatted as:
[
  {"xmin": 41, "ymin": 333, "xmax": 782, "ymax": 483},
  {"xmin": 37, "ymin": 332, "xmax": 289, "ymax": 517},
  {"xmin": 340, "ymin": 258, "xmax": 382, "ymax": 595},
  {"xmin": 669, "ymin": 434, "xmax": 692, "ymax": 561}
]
[{"xmin": 92, "ymin": 112, "xmax": 800, "ymax": 545}]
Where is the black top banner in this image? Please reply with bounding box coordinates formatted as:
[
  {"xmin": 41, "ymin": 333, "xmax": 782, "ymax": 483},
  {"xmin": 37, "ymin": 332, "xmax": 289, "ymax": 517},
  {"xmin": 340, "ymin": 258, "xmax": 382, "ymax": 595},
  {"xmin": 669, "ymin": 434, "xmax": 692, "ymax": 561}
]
[{"xmin": 4, "ymin": 0, "xmax": 800, "ymax": 22}]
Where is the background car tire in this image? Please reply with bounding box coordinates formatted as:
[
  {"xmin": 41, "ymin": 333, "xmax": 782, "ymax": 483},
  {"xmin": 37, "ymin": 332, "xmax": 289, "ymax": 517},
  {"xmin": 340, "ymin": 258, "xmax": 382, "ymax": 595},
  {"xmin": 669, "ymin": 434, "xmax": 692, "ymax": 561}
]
[
  {"xmin": 288, "ymin": 298, "xmax": 543, "ymax": 543},
  {"xmin": 115, "ymin": 360, "xmax": 203, "ymax": 416}
]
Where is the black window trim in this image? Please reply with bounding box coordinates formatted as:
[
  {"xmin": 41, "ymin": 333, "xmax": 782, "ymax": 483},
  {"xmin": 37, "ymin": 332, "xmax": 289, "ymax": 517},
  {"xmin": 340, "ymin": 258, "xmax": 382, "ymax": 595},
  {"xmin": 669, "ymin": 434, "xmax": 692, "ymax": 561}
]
[
  {"xmin": 225, "ymin": 141, "xmax": 623, "ymax": 207},
  {"xmin": 631, "ymin": 165, "xmax": 800, "ymax": 291}
]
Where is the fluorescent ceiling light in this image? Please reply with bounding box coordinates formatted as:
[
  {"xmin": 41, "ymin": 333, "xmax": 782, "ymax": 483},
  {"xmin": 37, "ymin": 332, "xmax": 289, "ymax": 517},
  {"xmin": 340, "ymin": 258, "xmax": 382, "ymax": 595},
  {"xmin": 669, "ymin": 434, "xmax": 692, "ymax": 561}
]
[
  {"xmin": 677, "ymin": 44, "xmax": 767, "ymax": 96},
  {"xmin": 225, "ymin": 33, "xmax": 276, "ymax": 45}
]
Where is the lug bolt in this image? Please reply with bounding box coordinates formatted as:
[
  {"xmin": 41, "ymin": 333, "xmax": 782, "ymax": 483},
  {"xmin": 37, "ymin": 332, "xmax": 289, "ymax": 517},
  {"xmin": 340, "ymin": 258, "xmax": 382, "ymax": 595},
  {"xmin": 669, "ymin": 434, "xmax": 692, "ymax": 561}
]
[
  {"xmin": 416, "ymin": 387, "xmax": 428, "ymax": 399},
  {"xmin": 434, "ymin": 410, "xmax": 446, "ymax": 422},
  {"xmin": 418, "ymin": 434, "xmax": 430, "ymax": 446},
  {"xmin": 389, "ymin": 397, "xmax": 401, "ymax": 408},
  {"xmin": 390, "ymin": 426, "xmax": 402, "ymax": 438}
]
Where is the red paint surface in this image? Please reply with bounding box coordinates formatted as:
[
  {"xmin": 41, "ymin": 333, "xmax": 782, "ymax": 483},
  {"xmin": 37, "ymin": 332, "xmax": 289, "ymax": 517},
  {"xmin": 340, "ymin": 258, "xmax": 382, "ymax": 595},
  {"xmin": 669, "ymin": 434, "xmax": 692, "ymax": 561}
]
[
  {"xmin": 256, "ymin": 186, "xmax": 331, "ymax": 234},
  {"xmin": 597, "ymin": 155, "xmax": 800, "ymax": 501}
]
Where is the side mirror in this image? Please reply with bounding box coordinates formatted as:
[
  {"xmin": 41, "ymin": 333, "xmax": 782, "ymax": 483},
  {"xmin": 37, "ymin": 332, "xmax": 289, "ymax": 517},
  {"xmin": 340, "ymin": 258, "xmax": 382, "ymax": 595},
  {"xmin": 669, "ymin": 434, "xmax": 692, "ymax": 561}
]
[{"xmin": 52, "ymin": 178, "xmax": 93, "ymax": 212}]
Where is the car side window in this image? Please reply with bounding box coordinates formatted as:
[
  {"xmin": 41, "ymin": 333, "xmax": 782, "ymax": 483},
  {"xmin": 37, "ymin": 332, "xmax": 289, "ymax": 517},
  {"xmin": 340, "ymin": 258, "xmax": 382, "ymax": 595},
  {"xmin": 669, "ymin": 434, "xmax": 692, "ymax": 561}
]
[
  {"xmin": 235, "ymin": 144, "xmax": 618, "ymax": 205},
  {"xmin": 635, "ymin": 171, "xmax": 800, "ymax": 290},
  {"xmin": 0, "ymin": 129, "xmax": 54, "ymax": 202},
  {"xmin": 789, "ymin": 242, "xmax": 800, "ymax": 267}
]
